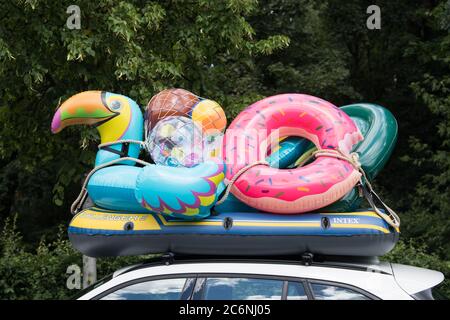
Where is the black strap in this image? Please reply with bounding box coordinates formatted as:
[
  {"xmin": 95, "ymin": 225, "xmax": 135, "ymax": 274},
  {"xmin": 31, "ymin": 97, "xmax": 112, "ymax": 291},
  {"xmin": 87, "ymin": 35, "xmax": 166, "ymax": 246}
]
[
  {"xmin": 360, "ymin": 182, "xmax": 389, "ymax": 218},
  {"xmin": 100, "ymin": 142, "xmax": 130, "ymax": 158}
]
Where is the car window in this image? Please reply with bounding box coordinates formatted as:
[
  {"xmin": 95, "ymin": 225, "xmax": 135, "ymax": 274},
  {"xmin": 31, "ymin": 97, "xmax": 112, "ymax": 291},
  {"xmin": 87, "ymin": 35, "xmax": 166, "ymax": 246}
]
[
  {"xmin": 100, "ymin": 278, "xmax": 187, "ymax": 300},
  {"xmin": 202, "ymin": 277, "xmax": 283, "ymax": 300},
  {"xmin": 286, "ymin": 281, "xmax": 308, "ymax": 300},
  {"xmin": 310, "ymin": 283, "xmax": 370, "ymax": 300}
]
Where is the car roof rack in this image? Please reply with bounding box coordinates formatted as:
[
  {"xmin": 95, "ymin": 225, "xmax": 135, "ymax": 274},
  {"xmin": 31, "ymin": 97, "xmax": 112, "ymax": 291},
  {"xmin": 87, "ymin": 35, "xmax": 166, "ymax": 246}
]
[{"xmin": 116, "ymin": 252, "xmax": 390, "ymax": 277}]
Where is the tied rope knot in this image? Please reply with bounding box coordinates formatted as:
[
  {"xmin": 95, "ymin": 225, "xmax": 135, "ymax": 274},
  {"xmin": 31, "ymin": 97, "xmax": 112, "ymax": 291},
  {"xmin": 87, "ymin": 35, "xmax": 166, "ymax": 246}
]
[
  {"xmin": 310, "ymin": 148, "xmax": 400, "ymax": 229},
  {"xmin": 311, "ymin": 149, "xmax": 362, "ymax": 171},
  {"xmin": 216, "ymin": 148, "xmax": 400, "ymax": 230},
  {"xmin": 215, "ymin": 160, "xmax": 269, "ymax": 206}
]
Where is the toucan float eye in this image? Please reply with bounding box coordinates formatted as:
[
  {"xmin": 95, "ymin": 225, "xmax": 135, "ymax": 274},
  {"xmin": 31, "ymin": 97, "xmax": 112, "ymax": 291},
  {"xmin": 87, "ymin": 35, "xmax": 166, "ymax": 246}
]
[{"xmin": 110, "ymin": 100, "xmax": 122, "ymax": 111}]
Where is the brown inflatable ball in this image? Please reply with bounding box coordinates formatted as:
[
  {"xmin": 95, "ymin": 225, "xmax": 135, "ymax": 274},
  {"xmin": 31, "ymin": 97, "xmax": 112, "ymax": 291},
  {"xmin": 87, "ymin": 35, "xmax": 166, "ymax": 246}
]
[{"xmin": 145, "ymin": 88, "xmax": 200, "ymax": 133}]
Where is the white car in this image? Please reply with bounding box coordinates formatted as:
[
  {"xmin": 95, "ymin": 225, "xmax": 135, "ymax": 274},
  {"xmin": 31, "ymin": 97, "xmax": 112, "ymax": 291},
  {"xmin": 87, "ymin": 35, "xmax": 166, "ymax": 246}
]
[{"xmin": 76, "ymin": 254, "xmax": 445, "ymax": 300}]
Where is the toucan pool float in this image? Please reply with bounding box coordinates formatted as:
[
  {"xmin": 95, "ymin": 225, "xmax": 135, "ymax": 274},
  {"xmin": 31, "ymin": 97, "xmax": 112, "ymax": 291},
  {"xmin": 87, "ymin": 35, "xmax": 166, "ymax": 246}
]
[
  {"xmin": 52, "ymin": 90, "xmax": 226, "ymax": 220},
  {"xmin": 52, "ymin": 89, "xmax": 401, "ymax": 258}
]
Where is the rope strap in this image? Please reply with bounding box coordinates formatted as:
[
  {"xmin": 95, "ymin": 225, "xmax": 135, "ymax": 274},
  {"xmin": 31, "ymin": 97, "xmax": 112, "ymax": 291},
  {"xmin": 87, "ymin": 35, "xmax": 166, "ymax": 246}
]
[
  {"xmin": 72, "ymin": 139, "xmax": 150, "ymax": 214},
  {"xmin": 74, "ymin": 142, "xmax": 400, "ymax": 229},
  {"xmin": 311, "ymin": 149, "xmax": 362, "ymax": 170},
  {"xmin": 215, "ymin": 148, "xmax": 400, "ymax": 229},
  {"xmin": 359, "ymin": 182, "xmax": 401, "ymax": 230},
  {"xmin": 71, "ymin": 156, "xmax": 152, "ymax": 215},
  {"xmin": 215, "ymin": 161, "xmax": 270, "ymax": 206},
  {"xmin": 309, "ymin": 149, "xmax": 400, "ymax": 229}
]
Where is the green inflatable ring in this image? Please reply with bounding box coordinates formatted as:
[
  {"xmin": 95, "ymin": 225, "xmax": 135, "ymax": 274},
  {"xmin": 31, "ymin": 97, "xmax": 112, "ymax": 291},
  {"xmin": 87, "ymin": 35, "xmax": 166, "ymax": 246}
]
[{"xmin": 320, "ymin": 103, "xmax": 398, "ymax": 211}]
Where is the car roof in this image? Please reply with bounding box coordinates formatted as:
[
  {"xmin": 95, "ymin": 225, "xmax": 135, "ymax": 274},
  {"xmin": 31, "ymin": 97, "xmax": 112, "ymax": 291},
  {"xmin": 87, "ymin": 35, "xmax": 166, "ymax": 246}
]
[
  {"xmin": 79, "ymin": 254, "xmax": 418, "ymax": 300},
  {"xmin": 113, "ymin": 254, "xmax": 394, "ymax": 277}
]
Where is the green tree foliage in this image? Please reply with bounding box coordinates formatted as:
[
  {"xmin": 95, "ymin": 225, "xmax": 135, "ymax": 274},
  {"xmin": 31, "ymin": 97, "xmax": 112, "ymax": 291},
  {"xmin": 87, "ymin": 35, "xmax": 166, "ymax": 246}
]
[
  {"xmin": 0, "ymin": 0, "xmax": 288, "ymax": 242},
  {"xmin": 0, "ymin": 0, "xmax": 449, "ymax": 299},
  {"xmin": 0, "ymin": 215, "xmax": 149, "ymax": 299},
  {"xmin": 400, "ymin": 1, "xmax": 450, "ymax": 258},
  {"xmin": 319, "ymin": 0, "xmax": 440, "ymax": 211},
  {"xmin": 250, "ymin": 0, "xmax": 359, "ymax": 102},
  {"xmin": 0, "ymin": 215, "xmax": 80, "ymax": 299},
  {"xmin": 306, "ymin": 0, "xmax": 450, "ymax": 261}
]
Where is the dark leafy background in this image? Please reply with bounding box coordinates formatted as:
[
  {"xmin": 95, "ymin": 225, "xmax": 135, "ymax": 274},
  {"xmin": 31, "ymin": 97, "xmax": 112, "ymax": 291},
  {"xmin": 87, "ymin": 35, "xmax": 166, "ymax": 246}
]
[{"xmin": 0, "ymin": 0, "xmax": 449, "ymax": 299}]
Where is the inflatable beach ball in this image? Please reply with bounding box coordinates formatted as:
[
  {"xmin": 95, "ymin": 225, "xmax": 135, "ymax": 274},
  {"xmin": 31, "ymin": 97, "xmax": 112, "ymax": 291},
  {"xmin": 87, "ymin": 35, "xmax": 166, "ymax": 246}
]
[
  {"xmin": 148, "ymin": 116, "xmax": 204, "ymax": 168},
  {"xmin": 191, "ymin": 99, "xmax": 227, "ymax": 135},
  {"xmin": 144, "ymin": 88, "xmax": 227, "ymax": 138}
]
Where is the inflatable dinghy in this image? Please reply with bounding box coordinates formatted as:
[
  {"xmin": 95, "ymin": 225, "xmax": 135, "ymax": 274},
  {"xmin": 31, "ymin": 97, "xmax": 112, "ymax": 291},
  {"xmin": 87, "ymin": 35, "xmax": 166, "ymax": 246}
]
[
  {"xmin": 52, "ymin": 90, "xmax": 400, "ymax": 258},
  {"xmin": 69, "ymin": 207, "xmax": 399, "ymax": 257}
]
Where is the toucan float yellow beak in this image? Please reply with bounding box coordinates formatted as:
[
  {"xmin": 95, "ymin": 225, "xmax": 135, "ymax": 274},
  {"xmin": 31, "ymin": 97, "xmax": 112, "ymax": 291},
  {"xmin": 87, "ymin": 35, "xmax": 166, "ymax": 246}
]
[{"xmin": 51, "ymin": 91, "xmax": 118, "ymax": 134}]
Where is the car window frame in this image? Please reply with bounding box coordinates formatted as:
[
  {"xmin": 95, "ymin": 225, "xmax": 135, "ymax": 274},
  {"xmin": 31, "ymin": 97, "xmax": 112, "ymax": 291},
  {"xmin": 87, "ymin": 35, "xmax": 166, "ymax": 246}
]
[
  {"xmin": 192, "ymin": 273, "xmax": 312, "ymax": 300},
  {"xmin": 285, "ymin": 279, "xmax": 310, "ymax": 300},
  {"xmin": 306, "ymin": 279, "xmax": 379, "ymax": 300},
  {"xmin": 192, "ymin": 273, "xmax": 380, "ymax": 301},
  {"xmin": 91, "ymin": 273, "xmax": 197, "ymax": 300},
  {"xmin": 87, "ymin": 271, "xmax": 381, "ymax": 301}
]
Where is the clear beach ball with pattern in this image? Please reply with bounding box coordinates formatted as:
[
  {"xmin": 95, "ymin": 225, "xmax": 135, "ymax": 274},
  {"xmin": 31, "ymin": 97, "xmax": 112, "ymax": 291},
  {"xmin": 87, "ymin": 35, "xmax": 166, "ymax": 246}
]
[{"xmin": 148, "ymin": 116, "xmax": 204, "ymax": 167}]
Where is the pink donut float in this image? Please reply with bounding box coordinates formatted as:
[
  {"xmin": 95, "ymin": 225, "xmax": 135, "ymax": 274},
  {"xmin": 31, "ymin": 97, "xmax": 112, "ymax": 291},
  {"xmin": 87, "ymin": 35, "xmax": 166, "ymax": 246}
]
[{"xmin": 222, "ymin": 93, "xmax": 364, "ymax": 214}]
